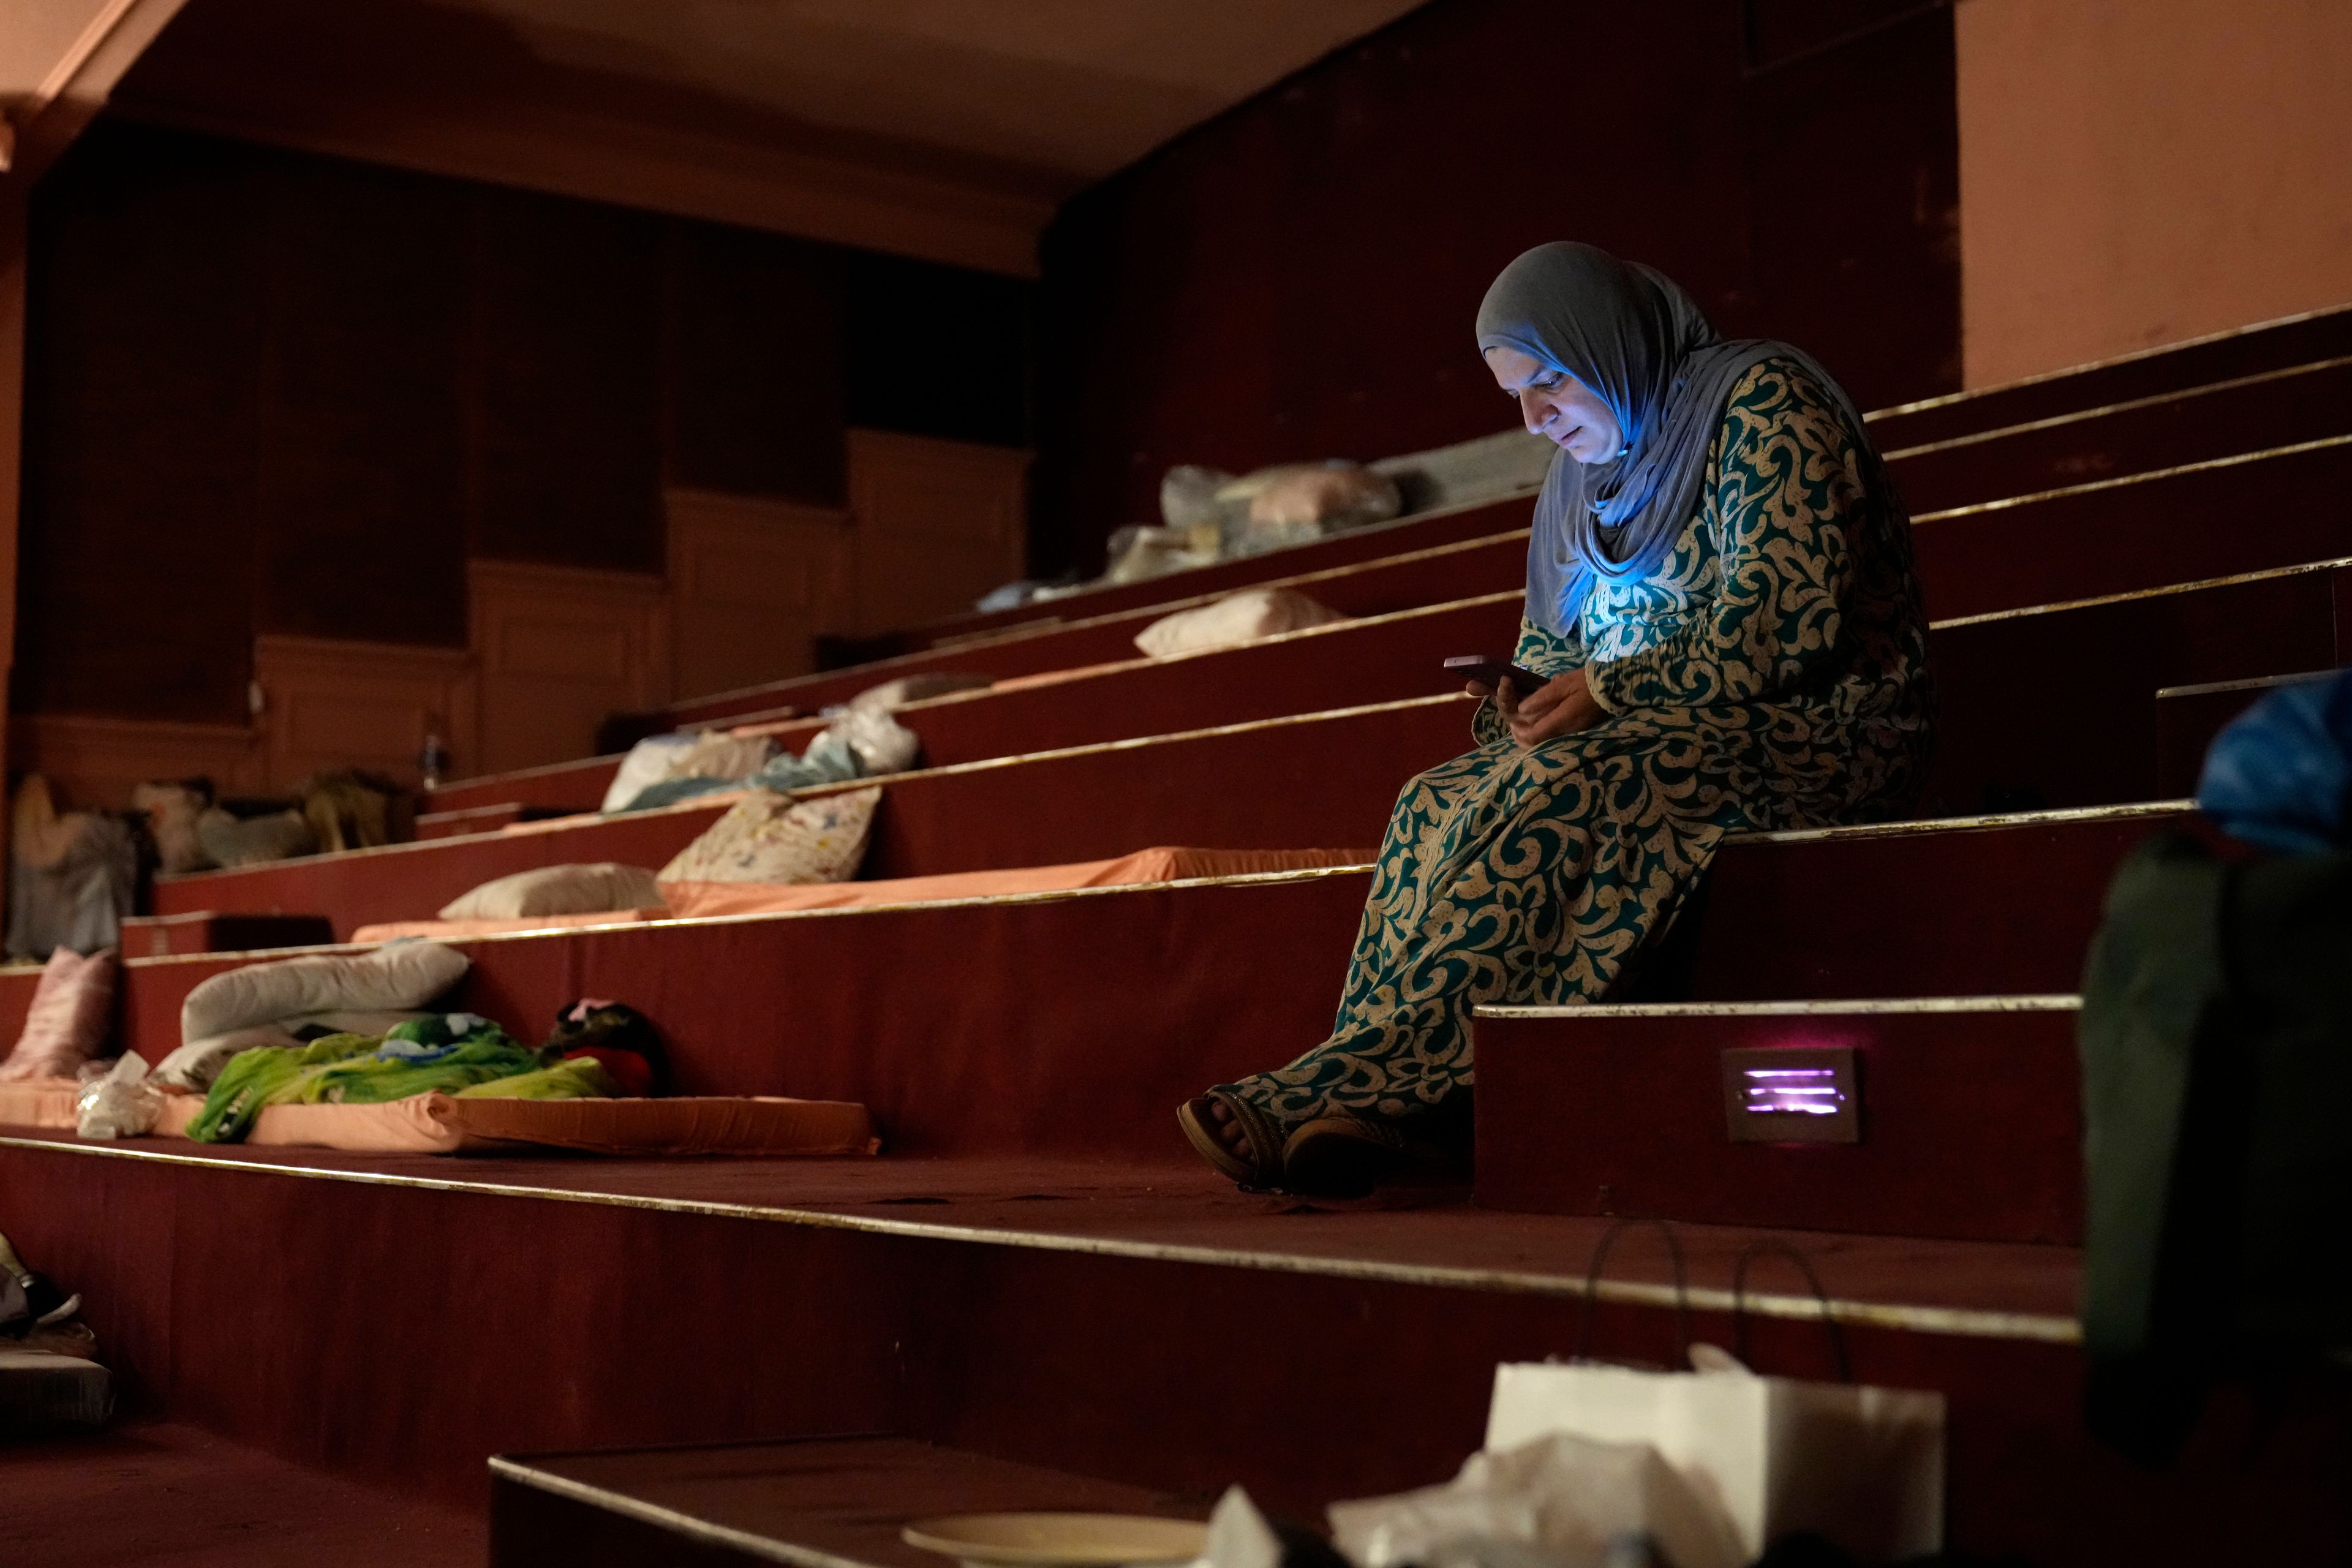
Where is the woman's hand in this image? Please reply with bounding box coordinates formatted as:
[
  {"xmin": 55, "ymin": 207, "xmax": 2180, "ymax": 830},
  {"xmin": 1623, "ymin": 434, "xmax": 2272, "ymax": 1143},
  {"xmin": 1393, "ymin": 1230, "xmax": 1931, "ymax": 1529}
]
[{"xmin": 1466, "ymin": 669, "xmax": 1605, "ymax": 749}]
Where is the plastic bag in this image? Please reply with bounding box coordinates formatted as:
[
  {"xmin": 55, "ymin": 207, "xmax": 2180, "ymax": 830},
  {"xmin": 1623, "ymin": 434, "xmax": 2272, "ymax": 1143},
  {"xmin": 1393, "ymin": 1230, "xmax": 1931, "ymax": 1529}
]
[
  {"xmin": 75, "ymin": 1052, "xmax": 163, "ymax": 1139},
  {"xmin": 1330, "ymin": 1433, "xmax": 1743, "ymax": 1568},
  {"xmin": 2196, "ymin": 670, "xmax": 2352, "ymax": 854}
]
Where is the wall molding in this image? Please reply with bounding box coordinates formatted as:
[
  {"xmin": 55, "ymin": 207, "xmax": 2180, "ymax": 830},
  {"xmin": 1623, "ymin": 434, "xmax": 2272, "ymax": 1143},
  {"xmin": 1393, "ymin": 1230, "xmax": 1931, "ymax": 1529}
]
[
  {"xmin": 469, "ymin": 558, "xmax": 669, "ymax": 776},
  {"xmin": 665, "ymin": 488, "xmax": 854, "ymax": 701},
  {"xmin": 12, "ymin": 711, "xmax": 265, "ymax": 809},
  {"xmin": 252, "ymin": 633, "xmax": 475, "ymax": 791}
]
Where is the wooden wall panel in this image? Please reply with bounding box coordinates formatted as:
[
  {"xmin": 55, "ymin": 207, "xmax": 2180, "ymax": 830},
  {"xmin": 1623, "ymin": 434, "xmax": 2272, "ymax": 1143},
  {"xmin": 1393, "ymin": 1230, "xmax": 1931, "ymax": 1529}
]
[
  {"xmin": 12, "ymin": 713, "xmax": 264, "ymax": 811},
  {"xmin": 251, "ymin": 634, "xmax": 473, "ymax": 791},
  {"xmin": 470, "ymin": 560, "xmax": 668, "ymax": 776},
  {"xmin": 469, "ymin": 190, "xmax": 665, "ymax": 574},
  {"xmin": 255, "ymin": 154, "xmax": 470, "ymax": 647},
  {"xmin": 10, "ymin": 119, "xmax": 1034, "ymax": 752},
  {"xmin": 666, "ymin": 489, "xmax": 853, "ymax": 699},
  {"xmin": 15, "ymin": 122, "xmax": 260, "ymax": 724},
  {"xmin": 847, "ymin": 430, "xmax": 1028, "ymax": 635},
  {"xmin": 666, "ymin": 225, "xmax": 848, "ymax": 505}
]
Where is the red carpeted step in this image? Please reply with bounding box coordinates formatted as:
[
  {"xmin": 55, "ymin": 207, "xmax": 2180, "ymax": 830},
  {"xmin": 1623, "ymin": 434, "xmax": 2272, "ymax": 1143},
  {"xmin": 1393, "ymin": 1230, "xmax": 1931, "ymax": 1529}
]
[
  {"xmin": 150, "ymin": 799, "xmax": 733, "ymax": 940},
  {"xmin": 489, "ymin": 1434, "xmax": 1188, "ymax": 1568},
  {"xmin": 1926, "ymin": 557, "xmax": 2349, "ymax": 813},
  {"xmin": 1866, "ymin": 302, "xmax": 2352, "ymax": 450},
  {"xmin": 1473, "ymin": 996, "xmax": 2083, "ymax": 1244},
  {"xmin": 2152, "ymin": 669, "xmax": 2334, "ymax": 796},
  {"xmin": 6, "ymin": 1420, "xmax": 481, "ymax": 1567},
  {"xmin": 118, "ymin": 911, "xmax": 337, "ymax": 959},
  {"xmin": 1913, "ymin": 437, "xmax": 2352, "ymax": 620},
  {"xmin": 1683, "ymin": 803, "xmax": 2185, "ymax": 1000},
  {"xmin": 110, "ymin": 807, "xmax": 2157, "ymax": 1152},
  {"xmin": 1884, "ymin": 356, "xmax": 2352, "ymax": 514},
  {"xmin": 827, "ymin": 490, "xmax": 1537, "ymax": 662},
  {"xmin": 666, "ymin": 526, "xmax": 1531, "ymax": 728},
  {"xmin": 426, "ymin": 755, "xmax": 626, "ymax": 816},
  {"xmin": 416, "ymin": 802, "xmax": 532, "ymax": 839},
  {"xmin": 10, "ymin": 1134, "xmax": 2348, "ymax": 1567}
]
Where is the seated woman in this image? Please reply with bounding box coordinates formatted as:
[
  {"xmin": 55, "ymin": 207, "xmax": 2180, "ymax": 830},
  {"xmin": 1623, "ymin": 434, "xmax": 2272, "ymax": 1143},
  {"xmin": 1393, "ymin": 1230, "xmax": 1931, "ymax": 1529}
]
[{"xmin": 1179, "ymin": 241, "xmax": 1935, "ymax": 1196}]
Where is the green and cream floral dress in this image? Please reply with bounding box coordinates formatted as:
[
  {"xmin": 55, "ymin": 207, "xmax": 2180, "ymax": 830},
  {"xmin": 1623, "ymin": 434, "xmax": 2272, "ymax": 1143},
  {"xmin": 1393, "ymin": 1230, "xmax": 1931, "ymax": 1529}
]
[{"xmin": 1220, "ymin": 358, "xmax": 1934, "ymax": 1128}]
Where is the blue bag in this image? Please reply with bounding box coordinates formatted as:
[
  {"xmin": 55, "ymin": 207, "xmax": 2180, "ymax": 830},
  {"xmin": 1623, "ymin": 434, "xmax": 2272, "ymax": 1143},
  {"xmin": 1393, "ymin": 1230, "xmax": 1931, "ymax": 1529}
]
[{"xmin": 2196, "ymin": 669, "xmax": 2352, "ymax": 854}]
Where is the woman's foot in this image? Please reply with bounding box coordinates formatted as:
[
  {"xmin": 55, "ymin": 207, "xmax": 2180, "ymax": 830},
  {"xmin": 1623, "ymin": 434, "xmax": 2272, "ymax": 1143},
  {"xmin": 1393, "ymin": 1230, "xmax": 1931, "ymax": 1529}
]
[{"xmin": 1177, "ymin": 1091, "xmax": 1284, "ymax": 1186}]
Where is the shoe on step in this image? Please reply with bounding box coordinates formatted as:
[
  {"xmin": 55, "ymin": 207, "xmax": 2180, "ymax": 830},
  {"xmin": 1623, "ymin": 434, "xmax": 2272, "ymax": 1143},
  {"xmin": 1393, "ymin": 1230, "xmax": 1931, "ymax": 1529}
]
[{"xmin": 1280, "ymin": 1115, "xmax": 1428, "ymax": 1199}]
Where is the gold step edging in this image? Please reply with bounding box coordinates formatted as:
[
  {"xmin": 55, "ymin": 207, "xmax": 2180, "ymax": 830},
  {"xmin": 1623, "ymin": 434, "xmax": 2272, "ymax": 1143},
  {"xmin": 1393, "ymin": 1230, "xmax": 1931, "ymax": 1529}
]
[
  {"xmin": 1866, "ymin": 301, "xmax": 2352, "ymax": 421},
  {"xmin": 1477, "ymin": 993, "xmax": 2081, "ymax": 1021},
  {"xmin": 1882, "ymin": 354, "xmax": 2352, "ymax": 462},
  {"xmin": 1908, "ymin": 432, "xmax": 2352, "ymax": 525},
  {"xmin": 670, "ymin": 523, "xmax": 1536, "ymax": 717},
  {"xmin": 0, "ymin": 1132, "xmax": 2077, "ymax": 1344}
]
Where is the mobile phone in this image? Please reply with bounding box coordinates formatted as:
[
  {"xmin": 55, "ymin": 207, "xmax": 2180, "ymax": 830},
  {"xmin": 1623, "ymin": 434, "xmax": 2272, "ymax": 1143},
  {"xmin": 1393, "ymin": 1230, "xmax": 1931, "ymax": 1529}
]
[{"xmin": 1444, "ymin": 655, "xmax": 1551, "ymax": 693}]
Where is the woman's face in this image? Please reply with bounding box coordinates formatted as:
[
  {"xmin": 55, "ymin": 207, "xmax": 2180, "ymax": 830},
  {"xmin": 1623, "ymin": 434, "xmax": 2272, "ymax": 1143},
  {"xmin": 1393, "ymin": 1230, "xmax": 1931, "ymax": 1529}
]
[{"xmin": 1484, "ymin": 345, "xmax": 1622, "ymax": 464}]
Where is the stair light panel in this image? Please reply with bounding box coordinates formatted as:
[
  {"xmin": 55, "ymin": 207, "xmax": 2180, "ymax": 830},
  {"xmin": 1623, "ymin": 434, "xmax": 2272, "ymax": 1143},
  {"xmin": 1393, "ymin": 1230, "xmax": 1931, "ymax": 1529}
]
[{"xmin": 1719, "ymin": 1045, "xmax": 1861, "ymax": 1144}]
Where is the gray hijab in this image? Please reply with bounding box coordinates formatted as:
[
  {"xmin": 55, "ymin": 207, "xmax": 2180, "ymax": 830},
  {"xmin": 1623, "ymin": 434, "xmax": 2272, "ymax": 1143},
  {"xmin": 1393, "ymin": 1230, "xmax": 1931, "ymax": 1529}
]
[{"xmin": 1476, "ymin": 242, "xmax": 1866, "ymax": 635}]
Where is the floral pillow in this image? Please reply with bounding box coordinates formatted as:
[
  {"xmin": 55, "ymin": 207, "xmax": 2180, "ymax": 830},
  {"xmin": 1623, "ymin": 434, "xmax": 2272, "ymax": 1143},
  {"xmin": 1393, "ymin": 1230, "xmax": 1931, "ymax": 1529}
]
[{"xmin": 657, "ymin": 788, "xmax": 881, "ymax": 887}]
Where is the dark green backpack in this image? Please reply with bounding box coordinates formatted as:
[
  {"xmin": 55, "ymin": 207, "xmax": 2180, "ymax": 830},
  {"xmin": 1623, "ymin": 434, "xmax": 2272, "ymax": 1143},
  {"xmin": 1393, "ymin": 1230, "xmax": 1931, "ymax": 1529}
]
[{"xmin": 2078, "ymin": 830, "xmax": 2352, "ymax": 1463}]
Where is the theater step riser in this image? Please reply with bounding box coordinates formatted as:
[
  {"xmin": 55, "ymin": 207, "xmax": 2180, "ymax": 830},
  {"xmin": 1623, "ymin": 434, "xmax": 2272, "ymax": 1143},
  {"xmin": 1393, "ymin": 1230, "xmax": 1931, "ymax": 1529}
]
[
  {"xmin": 823, "ymin": 497, "xmax": 1536, "ymax": 666},
  {"xmin": 14, "ymin": 1140, "xmax": 2338, "ymax": 1568},
  {"xmin": 151, "ymin": 801, "xmax": 734, "ymax": 939},
  {"xmin": 1926, "ymin": 564, "xmax": 2348, "ymax": 814},
  {"xmin": 1867, "ymin": 306, "xmax": 2352, "ymax": 450},
  {"xmin": 1474, "ymin": 1007, "xmax": 2083, "ymax": 1243},
  {"xmin": 1887, "ymin": 360, "xmax": 2352, "ymax": 514},
  {"xmin": 1684, "ymin": 811, "xmax": 2179, "ymax": 1000},
  {"xmin": 861, "ymin": 702, "xmax": 1468, "ymax": 878},
  {"xmin": 670, "ymin": 532, "xmax": 1533, "ymax": 728},
  {"xmin": 114, "ymin": 876, "xmax": 1376, "ymax": 1157},
  {"xmin": 429, "ymin": 759, "xmax": 627, "ymax": 816},
  {"xmin": 1912, "ymin": 440, "xmax": 2352, "ymax": 620}
]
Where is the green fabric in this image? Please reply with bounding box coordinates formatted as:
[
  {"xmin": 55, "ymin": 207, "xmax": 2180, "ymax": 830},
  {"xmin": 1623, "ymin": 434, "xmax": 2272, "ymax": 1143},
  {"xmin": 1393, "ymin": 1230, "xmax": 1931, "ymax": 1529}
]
[
  {"xmin": 187, "ymin": 1033, "xmax": 375, "ymax": 1144},
  {"xmin": 186, "ymin": 1016, "xmax": 549, "ymax": 1142},
  {"xmin": 453, "ymin": 1056, "xmax": 619, "ymax": 1100},
  {"xmin": 1220, "ymin": 360, "xmax": 1934, "ymax": 1127},
  {"xmin": 284, "ymin": 1030, "xmax": 540, "ymax": 1105}
]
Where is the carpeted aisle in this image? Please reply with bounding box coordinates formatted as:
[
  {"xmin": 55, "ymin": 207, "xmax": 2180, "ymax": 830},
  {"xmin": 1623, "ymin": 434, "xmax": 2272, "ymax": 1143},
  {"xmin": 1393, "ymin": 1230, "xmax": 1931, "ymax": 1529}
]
[{"xmin": 2, "ymin": 1422, "xmax": 480, "ymax": 1567}]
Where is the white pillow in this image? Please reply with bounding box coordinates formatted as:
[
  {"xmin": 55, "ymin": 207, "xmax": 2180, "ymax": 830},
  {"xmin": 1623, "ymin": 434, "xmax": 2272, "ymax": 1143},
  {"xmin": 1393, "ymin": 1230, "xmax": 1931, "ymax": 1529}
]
[
  {"xmin": 179, "ymin": 942, "xmax": 470, "ymax": 1043},
  {"xmin": 658, "ymin": 788, "xmax": 881, "ymax": 886},
  {"xmin": 439, "ymin": 863, "xmax": 662, "ymax": 922},
  {"xmin": 600, "ymin": 734, "xmax": 698, "ymax": 814},
  {"xmin": 1133, "ymin": 588, "xmax": 1347, "ymax": 659}
]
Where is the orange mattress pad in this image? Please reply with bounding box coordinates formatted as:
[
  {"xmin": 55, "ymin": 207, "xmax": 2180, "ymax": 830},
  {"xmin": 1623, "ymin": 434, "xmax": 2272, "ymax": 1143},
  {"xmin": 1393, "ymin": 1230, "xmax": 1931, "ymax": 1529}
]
[
  {"xmin": 149, "ymin": 1091, "xmax": 876, "ymax": 1157},
  {"xmin": 661, "ymin": 844, "xmax": 1371, "ymax": 920}
]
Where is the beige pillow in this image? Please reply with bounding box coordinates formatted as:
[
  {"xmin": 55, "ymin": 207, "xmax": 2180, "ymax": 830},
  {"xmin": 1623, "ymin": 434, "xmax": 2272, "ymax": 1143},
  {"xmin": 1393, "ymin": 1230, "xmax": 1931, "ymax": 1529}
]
[
  {"xmin": 1134, "ymin": 588, "xmax": 1348, "ymax": 658},
  {"xmin": 1240, "ymin": 464, "xmax": 1402, "ymax": 530},
  {"xmin": 179, "ymin": 942, "xmax": 470, "ymax": 1043},
  {"xmin": 0, "ymin": 948, "xmax": 118, "ymax": 1082},
  {"xmin": 658, "ymin": 788, "xmax": 881, "ymax": 887},
  {"xmin": 439, "ymin": 863, "xmax": 662, "ymax": 922}
]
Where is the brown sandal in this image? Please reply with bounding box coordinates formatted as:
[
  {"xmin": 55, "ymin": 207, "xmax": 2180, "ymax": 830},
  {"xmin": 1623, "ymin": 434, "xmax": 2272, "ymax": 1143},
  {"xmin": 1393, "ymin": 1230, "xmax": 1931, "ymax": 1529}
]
[
  {"xmin": 1280, "ymin": 1115, "xmax": 1429, "ymax": 1199},
  {"xmin": 1178, "ymin": 1090, "xmax": 1286, "ymax": 1188}
]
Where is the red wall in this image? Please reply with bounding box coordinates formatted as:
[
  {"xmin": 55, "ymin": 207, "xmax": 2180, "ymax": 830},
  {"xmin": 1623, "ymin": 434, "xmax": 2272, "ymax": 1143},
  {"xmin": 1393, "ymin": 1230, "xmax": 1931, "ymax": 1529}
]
[{"xmin": 1033, "ymin": 0, "xmax": 1961, "ymax": 572}]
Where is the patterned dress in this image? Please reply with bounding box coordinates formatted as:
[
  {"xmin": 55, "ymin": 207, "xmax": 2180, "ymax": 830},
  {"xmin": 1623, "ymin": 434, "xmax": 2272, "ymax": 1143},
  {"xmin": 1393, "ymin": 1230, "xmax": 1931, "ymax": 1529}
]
[{"xmin": 1221, "ymin": 358, "xmax": 1934, "ymax": 1128}]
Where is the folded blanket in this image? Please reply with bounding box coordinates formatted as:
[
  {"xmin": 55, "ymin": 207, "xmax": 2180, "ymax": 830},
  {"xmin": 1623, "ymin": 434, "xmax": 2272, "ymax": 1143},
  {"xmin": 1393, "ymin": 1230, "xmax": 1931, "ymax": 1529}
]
[
  {"xmin": 660, "ymin": 845, "xmax": 1372, "ymax": 920},
  {"xmin": 152, "ymin": 1091, "xmax": 876, "ymax": 1158}
]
